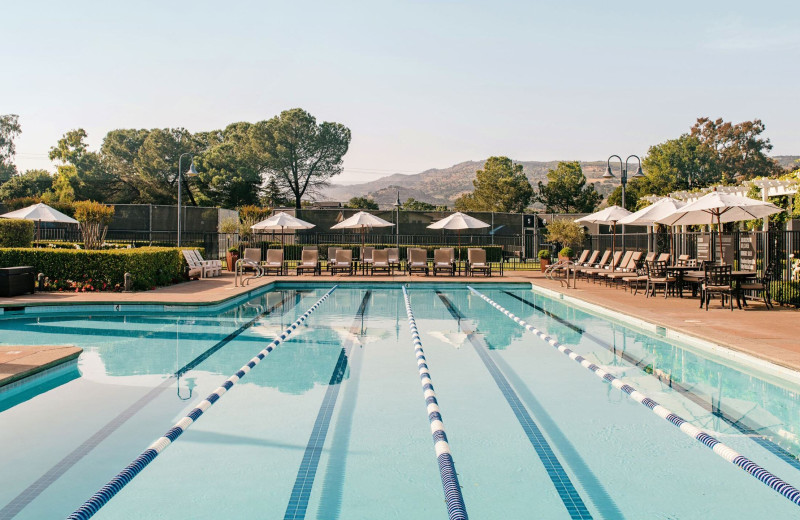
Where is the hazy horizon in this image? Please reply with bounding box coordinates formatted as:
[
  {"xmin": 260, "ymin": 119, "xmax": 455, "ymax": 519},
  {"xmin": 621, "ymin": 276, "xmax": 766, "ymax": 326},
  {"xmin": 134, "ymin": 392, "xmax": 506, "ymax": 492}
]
[{"xmin": 4, "ymin": 1, "xmax": 799, "ymax": 185}]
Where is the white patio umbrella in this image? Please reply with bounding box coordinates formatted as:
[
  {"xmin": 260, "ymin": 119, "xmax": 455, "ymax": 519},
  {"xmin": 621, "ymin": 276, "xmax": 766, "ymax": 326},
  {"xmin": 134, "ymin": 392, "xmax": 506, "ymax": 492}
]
[
  {"xmin": 251, "ymin": 211, "xmax": 315, "ymax": 246},
  {"xmin": 656, "ymin": 191, "xmax": 783, "ymax": 262},
  {"xmin": 330, "ymin": 211, "xmax": 394, "ymax": 251},
  {"xmin": 575, "ymin": 205, "xmax": 632, "ymax": 259},
  {"xmin": 427, "ymin": 212, "xmax": 490, "ymax": 263},
  {"xmin": 618, "ymin": 197, "xmax": 686, "ymax": 255},
  {"xmin": 0, "ymin": 202, "xmax": 79, "ymax": 244}
]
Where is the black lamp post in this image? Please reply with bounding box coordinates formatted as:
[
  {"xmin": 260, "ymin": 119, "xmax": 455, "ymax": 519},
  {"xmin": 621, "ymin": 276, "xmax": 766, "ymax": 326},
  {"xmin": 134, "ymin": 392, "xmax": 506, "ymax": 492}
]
[
  {"xmin": 602, "ymin": 154, "xmax": 644, "ymax": 211},
  {"xmin": 177, "ymin": 153, "xmax": 198, "ymax": 247},
  {"xmin": 393, "ymin": 189, "xmax": 401, "ymax": 248}
]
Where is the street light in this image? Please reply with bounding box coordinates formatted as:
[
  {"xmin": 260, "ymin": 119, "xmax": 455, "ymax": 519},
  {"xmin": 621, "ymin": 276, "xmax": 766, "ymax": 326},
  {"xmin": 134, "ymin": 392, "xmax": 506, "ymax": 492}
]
[
  {"xmin": 177, "ymin": 153, "xmax": 197, "ymax": 247},
  {"xmin": 602, "ymin": 154, "xmax": 643, "ymax": 211},
  {"xmin": 393, "ymin": 189, "xmax": 402, "ymax": 248}
]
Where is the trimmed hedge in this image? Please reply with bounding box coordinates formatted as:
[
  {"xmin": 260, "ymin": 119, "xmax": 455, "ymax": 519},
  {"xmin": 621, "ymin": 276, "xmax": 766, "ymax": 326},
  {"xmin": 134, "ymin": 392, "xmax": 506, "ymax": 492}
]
[
  {"xmin": 0, "ymin": 247, "xmax": 185, "ymax": 291},
  {"xmin": 0, "ymin": 219, "xmax": 34, "ymax": 248}
]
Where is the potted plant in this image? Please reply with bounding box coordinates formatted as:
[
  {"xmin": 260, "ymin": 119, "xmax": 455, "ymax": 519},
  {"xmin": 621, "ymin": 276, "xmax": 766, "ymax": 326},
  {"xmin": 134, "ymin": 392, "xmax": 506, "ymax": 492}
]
[
  {"xmin": 226, "ymin": 246, "xmax": 240, "ymax": 272},
  {"xmin": 538, "ymin": 249, "xmax": 551, "ymax": 271},
  {"xmin": 558, "ymin": 247, "xmax": 574, "ymax": 261}
]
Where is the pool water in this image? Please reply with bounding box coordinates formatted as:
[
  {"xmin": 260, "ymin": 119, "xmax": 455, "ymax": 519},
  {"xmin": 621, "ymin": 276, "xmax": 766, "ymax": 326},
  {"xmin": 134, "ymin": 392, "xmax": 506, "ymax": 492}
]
[{"xmin": 1, "ymin": 283, "xmax": 799, "ymax": 519}]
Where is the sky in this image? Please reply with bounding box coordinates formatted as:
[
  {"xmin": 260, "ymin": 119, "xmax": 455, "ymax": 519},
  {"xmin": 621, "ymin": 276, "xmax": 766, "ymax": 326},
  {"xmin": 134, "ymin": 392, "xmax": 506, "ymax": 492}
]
[{"xmin": 2, "ymin": 0, "xmax": 799, "ymax": 184}]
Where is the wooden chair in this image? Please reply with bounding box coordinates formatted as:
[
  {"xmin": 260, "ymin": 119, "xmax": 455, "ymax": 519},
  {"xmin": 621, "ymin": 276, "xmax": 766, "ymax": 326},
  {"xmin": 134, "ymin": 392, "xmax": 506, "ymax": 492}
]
[
  {"xmin": 262, "ymin": 249, "xmax": 284, "ymax": 276},
  {"xmin": 330, "ymin": 249, "xmax": 353, "ymax": 275},
  {"xmin": 407, "ymin": 248, "xmax": 429, "ymax": 275},
  {"xmin": 433, "ymin": 248, "xmax": 455, "ymax": 276},
  {"xmin": 181, "ymin": 250, "xmax": 204, "ymax": 278},
  {"xmin": 702, "ymin": 264, "xmax": 734, "ymax": 311},
  {"xmin": 467, "ymin": 248, "xmax": 491, "ymax": 276},
  {"xmin": 371, "ymin": 249, "xmax": 392, "ymax": 275},
  {"xmin": 646, "ymin": 260, "xmax": 676, "ymax": 298},
  {"xmin": 184, "ymin": 250, "xmax": 220, "ymax": 278},
  {"xmin": 739, "ymin": 262, "xmax": 774, "ymax": 309},
  {"xmin": 296, "ymin": 249, "xmax": 320, "ymax": 275}
]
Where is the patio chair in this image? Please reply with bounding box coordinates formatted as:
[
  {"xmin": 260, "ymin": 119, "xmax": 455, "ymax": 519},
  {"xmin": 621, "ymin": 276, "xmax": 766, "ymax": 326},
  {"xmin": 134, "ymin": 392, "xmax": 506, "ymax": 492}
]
[
  {"xmin": 371, "ymin": 249, "xmax": 392, "ymax": 275},
  {"xmin": 361, "ymin": 246, "xmax": 374, "ymax": 272},
  {"xmin": 702, "ymin": 264, "xmax": 734, "ymax": 311},
  {"xmin": 241, "ymin": 248, "xmax": 262, "ymax": 273},
  {"xmin": 646, "ymin": 260, "xmax": 676, "ymax": 298},
  {"xmin": 262, "ymin": 249, "xmax": 285, "ymax": 276},
  {"xmin": 180, "ymin": 250, "xmax": 204, "ymax": 278},
  {"xmin": 407, "ymin": 248, "xmax": 429, "ymax": 275},
  {"xmin": 574, "ymin": 250, "xmax": 590, "ymax": 265},
  {"xmin": 585, "ymin": 250, "xmax": 622, "ymax": 283},
  {"xmin": 739, "ymin": 262, "xmax": 774, "ymax": 309},
  {"xmin": 387, "ymin": 248, "xmax": 401, "ymax": 272},
  {"xmin": 605, "ymin": 251, "xmax": 643, "ymax": 288},
  {"xmin": 327, "ymin": 247, "xmax": 340, "ymax": 272},
  {"xmin": 467, "ymin": 248, "xmax": 491, "ymax": 276},
  {"xmin": 575, "ymin": 250, "xmax": 610, "ymax": 279},
  {"xmin": 656, "ymin": 253, "xmax": 671, "ymax": 265},
  {"xmin": 184, "ymin": 250, "xmax": 220, "ymax": 278},
  {"xmin": 296, "ymin": 249, "xmax": 320, "ymax": 275},
  {"xmin": 577, "ymin": 250, "xmax": 599, "ymax": 267},
  {"xmin": 643, "ymin": 252, "xmax": 657, "ymax": 263},
  {"xmin": 597, "ymin": 251, "xmax": 633, "ymax": 284},
  {"xmin": 330, "ymin": 249, "xmax": 354, "ymax": 275},
  {"xmin": 433, "ymin": 248, "xmax": 455, "ymax": 276},
  {"xmin": 677, "ymin": 254, "xmax": 690, "ymax": 264},
  {"xmin": 193, "ymin": 250, "xmax": 222, "ymax": 273}
]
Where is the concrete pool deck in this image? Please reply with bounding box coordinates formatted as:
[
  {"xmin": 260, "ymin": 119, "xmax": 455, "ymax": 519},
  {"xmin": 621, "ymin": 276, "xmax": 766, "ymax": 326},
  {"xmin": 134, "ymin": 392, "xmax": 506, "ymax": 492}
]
[
  {"xmin": 0, "ymin": 269, "xmax": 798, "ymax": 373},
  {"xmin": 0, "ymin": 345, "xmax": 82, "ymax": 388}
]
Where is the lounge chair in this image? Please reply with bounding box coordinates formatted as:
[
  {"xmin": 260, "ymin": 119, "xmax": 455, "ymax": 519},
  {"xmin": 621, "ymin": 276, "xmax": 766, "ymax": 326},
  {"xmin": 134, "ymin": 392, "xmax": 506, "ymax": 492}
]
[
  {"xmin": 583, "ymin": 251, "xmax": 622, "ymax": 282},
  {"xmin": 574, "ymin": 250, "xmax": 610, "ymax": 280},
  {"xmin": 657, "ymin": 253, "xmax": 671, "ymax": 265},
  {"xmin": 327, "ymin": 247, "xmax": 340, "ymax": 272},
  {"xmin": 180, "ymin": 250, "xmax": 204, "ymax": 278},
  {"xmin": 330, "ymin": 249, "xmax": 353, "ymax": 275},
  {"xmin": 371, "ymin": 249, "xmax": 392, "ymax": 275},
  {"xmin": 387, "ymin": 248, "xmax": 401, "ymax": 272},
  {"xmin": 433, "ymin": 248, "xmax": 455, "ymax": 276},
  {"xmin": 262, "ymin": 249, "xmax": 284, "ymax": 276},
  {"xmin": 296, "ymin": 249, "xmax": 320, "ymax": 275},
  {"xmin": 574, "ymin": 250, "xmax": 590, "ymax": 265},
  {"xmin": 577, "ymin": 250, "xmax": 600, "ymax": 267},
  {"xmin": 467, "ymin": 248, "xmax": 491, "ymax": 276},
  {"xmin": 407, "ymin": 248, "xmax": 429, "ymax": 275},
  {"xmin": 596, "ymin": 251, "xmax": 633, "ymax": 284},
  {"xmin": 193, "ymin": 250, "xmax": 222, "ymax": 273},
  {"xmin": 605, "ymin": 251, "xmax": 643, "ymax": 287},
  {"xmin": 361, "ymin": 246, "xmax": 374, "ymax": 273},
  {"xmin": 182, "ymin": 250, "xmax": 219, "ymax": 278},
  {"xmin": 241, "ymin": 248, "xmax": 262, "ymax": 273}
]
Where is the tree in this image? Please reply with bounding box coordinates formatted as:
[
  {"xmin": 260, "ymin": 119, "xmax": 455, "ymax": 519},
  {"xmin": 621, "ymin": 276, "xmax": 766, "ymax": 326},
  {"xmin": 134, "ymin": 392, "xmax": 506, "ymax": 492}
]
[
  {"xmin": 454, "ymin": 156, "xmax": 533, "ymax": 212},
  {"xmin": 99, "ymin": 128, "xmax": 151, "ymax": 203},
  {"xmin": 401, "ymin": 198, "xmax": 437, "ymax": 211},
  {"xmin": 0, "ymin": 114, "xmax": 22, "ymax": 183},
  {"xmin": 194, "ymin": 123, "xmax": 263, "ymax": 208},
  {"xmin": 0, "ymin": 169, "xmax": 53, "ymax": 200},
  {"xmin": 690, "ymin": 117, "xmax": 783, "ymax": 183},
  {"xmin": 641, "ymin": 134, "xmax": 720, "ymax": 193},
  {"xmin": 545, "ymin": 218, "xmax": 586, "ymax": 249},
  {"xmin": 345, "ymin": 196, "xmax": 379, "ymax": 210},
  {"xmin": 252, "ymin": 108, "xmax": 351, "ymax": 208},
  {"xmin": 73, "ymin": 201, "xmax": 114, "ymax": 250},
  {"xmin": 133, "ymin": 128, "xmax": 198, "ymax": 205},
  {"xmin": 534, "ymin": 161, "xmax": 601, "ymax": 213},
  {"xmin": 50, "ymin": 165, "xmax": 80, "ymax": 202},
  {"xmin": 262, "ymin": 176, "xmax": 289, "ymax": 207},
  {"xmin": 49, "ymin": 129, "xmax": 110, "ymax": 201}
]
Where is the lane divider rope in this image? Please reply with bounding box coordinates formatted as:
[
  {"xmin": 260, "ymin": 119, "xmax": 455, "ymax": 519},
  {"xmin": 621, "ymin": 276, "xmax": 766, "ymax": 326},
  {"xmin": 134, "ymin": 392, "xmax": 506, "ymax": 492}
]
[
  {"xmin": 467, "ymin": 286, "xmax": 800, "ymax": 508},
  {"xmin": 67, "ymin": 286, "xmax": 338, "ymax": 520},
  {"xmin": 402, "ymin": 286, "xmax": 468, "ymax": 520}
]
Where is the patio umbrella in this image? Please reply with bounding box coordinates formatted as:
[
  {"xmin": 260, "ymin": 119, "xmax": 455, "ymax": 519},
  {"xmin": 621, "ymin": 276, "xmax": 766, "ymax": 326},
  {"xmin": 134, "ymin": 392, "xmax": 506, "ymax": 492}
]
[
  {"xmin": 618, "ymin": 197, "xmax": 685, "ymax": 255},
  {"xmin": 655, "ymin": 191, "xmax": 783, "ymax": 262},
  {"xmin": 330, "ymin": 211, "xmax": 394, "ymax": 251},
  {"xmin": 575, "ymin": 205, "xmax": 632, "ymax": 259},
  {"xmin": 251, "ymin": 211, "xmax": 315, "ymax": 246},
  {"xmin": 0, "ymin": 202, "xmax": 79, "ymax": 244},
  {"xmin": 427, "ymin": 212, "xmax": 490, "ymax": 263}
]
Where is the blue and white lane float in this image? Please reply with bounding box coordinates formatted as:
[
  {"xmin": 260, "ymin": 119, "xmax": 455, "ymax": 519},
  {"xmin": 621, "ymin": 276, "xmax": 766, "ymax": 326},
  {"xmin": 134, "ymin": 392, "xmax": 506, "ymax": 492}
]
[
  {"xmin": 402, "ymin": 286, "xmax": 468, "ymax": 520},
  {"xmin": 467, "ymin": 286, "xmax": 800, "ymax": 508},
  {"xmin": 67, "ymin": 286, "xmax": 338, "ymax": 520}
]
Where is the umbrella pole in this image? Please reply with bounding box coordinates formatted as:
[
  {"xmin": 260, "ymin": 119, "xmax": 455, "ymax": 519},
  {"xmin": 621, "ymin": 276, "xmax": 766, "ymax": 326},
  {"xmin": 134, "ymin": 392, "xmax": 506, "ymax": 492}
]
[
  {"xmin": 611, "ymin": 223, "xmax": 616, "ymax": 261},
  {"xmin": 717, "ymin": 213, "xmax": 723, "ymax": 264}
]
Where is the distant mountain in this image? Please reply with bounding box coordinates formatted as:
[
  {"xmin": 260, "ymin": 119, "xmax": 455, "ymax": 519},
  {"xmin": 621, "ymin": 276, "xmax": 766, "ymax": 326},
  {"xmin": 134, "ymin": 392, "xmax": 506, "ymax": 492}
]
[{"xmin": 325, "ymin": 155, "xmax": 799, "ymax": 207}]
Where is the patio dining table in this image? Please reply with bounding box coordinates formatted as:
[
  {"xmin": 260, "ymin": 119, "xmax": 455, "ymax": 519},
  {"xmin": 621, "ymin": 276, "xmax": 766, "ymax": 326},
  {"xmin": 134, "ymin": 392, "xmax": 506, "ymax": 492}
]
[{"xmin": 682, "ymin": 269, "xmax": 758, "ymax": 308}]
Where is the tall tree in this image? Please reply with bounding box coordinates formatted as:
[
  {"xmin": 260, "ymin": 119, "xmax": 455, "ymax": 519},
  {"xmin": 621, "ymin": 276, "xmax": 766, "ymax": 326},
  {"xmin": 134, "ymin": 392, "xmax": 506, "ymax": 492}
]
[
  {"xmin": 690, "ymin": 117, "xmax": 783, "ymax": 183},
  {"xmin": 0, "ymin": 169, "xmax": 53, "ymax": 200},
  {"xmin": 252, "ymin": 108, "xmax": 351, "ymax": 208},
  {"xmin": 48, "ymin": 129, "xmax": 110, "ymax": 201},
  {"xmin": 0, "ymin": 114, "xmax": 22, "ymax": 183},
  {"xmin": 99, "ymin": 128, "xmax": 151, "ymax": 202},
  {"xmin": 133, "ymin": 128, "xmax": 197, "ymax": 204},
  {"xmin": 641, "ymin": 134, "xmax": 720, "ymax": 193},
  {"xmin": 534, "ymin": 161, "xmax": 601, "ymax": 213},
  {"xmin": 261, "ymin": 176, "xmax": 289, "ymax": 207},
  {"xmin": 454, "ymin": 156, "xmax": 533, "ymax": 212}
]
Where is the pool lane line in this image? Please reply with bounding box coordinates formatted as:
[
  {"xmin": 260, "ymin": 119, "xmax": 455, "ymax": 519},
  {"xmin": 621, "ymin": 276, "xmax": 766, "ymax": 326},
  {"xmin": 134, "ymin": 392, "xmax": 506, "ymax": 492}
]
[
  {"xmin": 283, "ymin": 290, "xmax": 371, "ymax": 520},
  {"xmin": 435, "ymin": 291, "xmax": 593, "ymax": 520},
  {"xmin": 402, "ymin": 287, "xmax": 468, "ymax": 520},
  {"xmin": 469, "ymin": 286, "xmax": 800, "ymax": 508},
  {"xmin": 501, "ymin": 290, "xmax": 800, "ymax": 473},
  {"xmin": 66, "ymin": 287, "xmax": 338, "ymax": 520},
  {"xmin": 0, "ymin": 290, "xmax": 300, "ymax": 520}
]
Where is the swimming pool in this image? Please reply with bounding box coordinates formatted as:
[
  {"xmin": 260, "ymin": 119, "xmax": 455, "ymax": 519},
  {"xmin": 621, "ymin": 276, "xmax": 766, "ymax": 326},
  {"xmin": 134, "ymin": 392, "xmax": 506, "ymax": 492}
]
[{"xmin": 1, "ymin": 282, "xmax": 799, "ymax": 519}]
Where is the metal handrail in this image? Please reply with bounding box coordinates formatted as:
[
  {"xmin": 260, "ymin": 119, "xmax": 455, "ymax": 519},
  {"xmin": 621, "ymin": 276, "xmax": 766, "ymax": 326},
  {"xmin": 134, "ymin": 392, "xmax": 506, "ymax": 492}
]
[{"xmin": 234, "ymin": 258, "xmax": 263, "ymax": 287}]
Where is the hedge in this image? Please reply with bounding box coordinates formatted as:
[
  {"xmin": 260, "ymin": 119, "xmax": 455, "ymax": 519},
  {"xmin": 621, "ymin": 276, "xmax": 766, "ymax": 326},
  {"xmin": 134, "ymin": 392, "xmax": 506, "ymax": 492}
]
[
  {"xmin": 239, "ymin": 242, "xmax": 504, "ymax": 262},
  {"xmin": 0, "ymin": 247, "xmax": 185, "ymax": 291},
  {"xmin": 0, "ymin": 219, "xmax": 34, "ymax": 248},
  {"xmin": 771, "ymin": 281, "xmax": 800, "ymax": 307}
]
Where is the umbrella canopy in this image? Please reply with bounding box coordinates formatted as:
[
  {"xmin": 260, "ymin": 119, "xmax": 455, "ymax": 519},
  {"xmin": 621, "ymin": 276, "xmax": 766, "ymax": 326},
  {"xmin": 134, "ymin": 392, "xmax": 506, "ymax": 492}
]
[
  {"xmin": 427, "ymin": 212, "xmax": 490, "ymax": 230},
  {"xmin": 617, "ymin": 198, "xmax": 685, "ymax": 226},
  {"xmin": 330, "ymin": 211, "xmax": 394, "ymax": 253},
  {"xmin": 655, "ymin": 191, "xmax": 783, "ymax": 262},
  {"xmin": 0, "ymin": 202, "xmax": 78, "ymax": 224},
  {"xmin": 251, "ymin": 212, "xmax": 315, "ymax": 230},
  {"xmin": 575, "ymin": 205, "xmax": 632, "ymax": 259}
]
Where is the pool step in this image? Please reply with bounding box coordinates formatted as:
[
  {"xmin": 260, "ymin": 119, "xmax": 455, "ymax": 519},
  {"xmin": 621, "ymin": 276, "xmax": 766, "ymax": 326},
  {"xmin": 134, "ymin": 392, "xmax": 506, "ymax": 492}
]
[{"xmin": 0, "ymin": 345, "xmax": 82, "ymax": 389}]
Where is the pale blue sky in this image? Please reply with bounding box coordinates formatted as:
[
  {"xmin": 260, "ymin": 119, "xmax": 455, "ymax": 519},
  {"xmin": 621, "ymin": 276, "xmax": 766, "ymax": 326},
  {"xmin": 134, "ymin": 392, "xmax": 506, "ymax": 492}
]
[{"xmin": 3, "ymin": 0, "xmax": 798, "ymax": 184}]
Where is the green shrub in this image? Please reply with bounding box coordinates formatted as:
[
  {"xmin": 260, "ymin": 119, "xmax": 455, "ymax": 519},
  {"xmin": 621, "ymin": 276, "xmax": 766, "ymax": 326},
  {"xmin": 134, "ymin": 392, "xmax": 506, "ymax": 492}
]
[
  {"xmin": 538, "ymin": 249, "xmax": 551, "ymax": 260},
  {"xmin": 0, "ymin": 247, "xmax": 185, "ymax": 291},
  {"xmin": 0, "ymin": 219, "xmax": 34, "ymax": 247},
  {"xmin": 559, "ymin": 246, "xmax": 574, "ymax": 258},
  {"xmin": 771, "ymin": 281, "xmax": 800, "ymax": 306}
]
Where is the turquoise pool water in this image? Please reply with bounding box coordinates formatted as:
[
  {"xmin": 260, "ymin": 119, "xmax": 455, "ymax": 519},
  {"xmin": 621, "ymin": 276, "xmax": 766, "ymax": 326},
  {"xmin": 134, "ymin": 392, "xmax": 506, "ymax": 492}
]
[{"xmin": 1, "ymin": 283, "xmax": 799, "ymax": 519}]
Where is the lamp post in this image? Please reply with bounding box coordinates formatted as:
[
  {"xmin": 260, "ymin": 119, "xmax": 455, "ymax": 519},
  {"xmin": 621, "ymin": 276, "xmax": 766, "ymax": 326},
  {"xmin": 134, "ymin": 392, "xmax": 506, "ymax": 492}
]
[
  {"xmin": 603, "ymin": 154, "xmax": 643, "ymax": 250},
  {"xmin": 177, "ymin": 153, "xmax": 197, "ymax": 247},
  {"xmin": 393, "ymin": 190, "xmax": 401, "ymax": 249}
]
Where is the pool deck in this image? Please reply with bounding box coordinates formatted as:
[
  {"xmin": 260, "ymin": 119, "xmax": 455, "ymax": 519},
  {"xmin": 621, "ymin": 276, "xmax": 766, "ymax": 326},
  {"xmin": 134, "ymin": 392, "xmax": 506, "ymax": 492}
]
[
  {"xmin": 1, "ymin": 270, "xmax": 798, "ymax": 373},
  {"xmin": 0, "ymin": 345, "xmax": 82, "ymax": 388}
]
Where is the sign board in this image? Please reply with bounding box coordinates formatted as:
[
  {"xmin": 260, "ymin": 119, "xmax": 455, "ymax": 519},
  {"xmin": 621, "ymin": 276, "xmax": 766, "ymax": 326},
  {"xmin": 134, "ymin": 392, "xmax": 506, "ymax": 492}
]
[
  {"xmin": 739, "ymin": 234, "xmax": 756, "ymax": 271},
  {"xmin": 720, "ymin": 235, "xmax": 735, "ymax": 265},
  {"xmin": 696, "ymin": 234, "xmax": 711, "ymax": 261}
]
